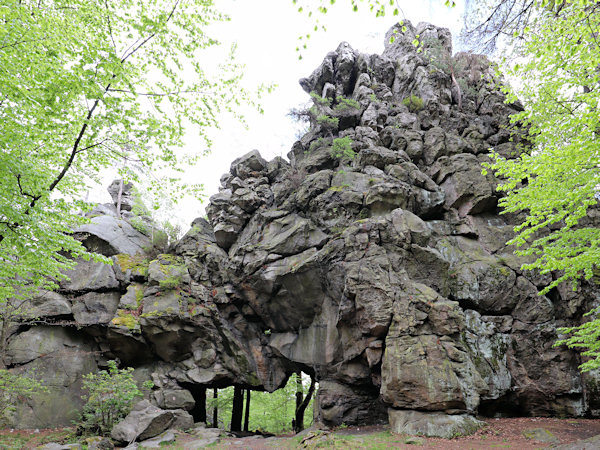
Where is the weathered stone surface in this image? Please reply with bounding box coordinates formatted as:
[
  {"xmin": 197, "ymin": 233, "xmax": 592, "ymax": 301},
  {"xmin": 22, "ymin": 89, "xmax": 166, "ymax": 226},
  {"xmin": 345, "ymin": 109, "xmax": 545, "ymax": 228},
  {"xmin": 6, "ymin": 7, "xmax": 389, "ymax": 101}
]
[
  {"xmin": 85, "ymin": 436, "xmax": 114, "ymax": 450},
  {"xmin": 75, "ymin": 215, "xmax": 151, "ymax": 256},
  {"xmin": 108, "ymin": 179, "xmax": 135, "ymax": 212},
  {"xmin": 388, "ymin": 409, "xmax": 484, "ymax": 438},
  {"xmin": 153, "ymin": 388, "xmax": 195, "ymax": 411},
  {"xmin": 72, "ymin": 291, "xmax": 120, "ymax": 325},
  {"xmin": 382, "ymin": 334, "xmax": 486, "ymax": 412},
  {"xmin": 316, "ymin": 380, "xmax": 387, "ymax": 427},
  {"xmin": 6, "ymin": 20, "xmax": 599, "ymax": 438},
  {"xmin": 170, "ymin": 409, "xmax": 194, "ymax": 430},
  {"xmin": 137, "ymin": 430, "xmax": 176, "ymax": 448},
  {"xmin": 26, "ymin": 290, "xmax": 72, "ymax": 318},
  {"xmin": 185, "ymin": 427, "xmax": 222, "ymax": 448},
  {"xmin": 60, "ymin": 256, "xmax": 119, "ymax": 293},
  {"xmin": 6, "ymin": 327, "xmax": 99, "ymax": 428},
  {"xmin": 111, "ymin": 400, "xmax": 175, "ymax": 443}
]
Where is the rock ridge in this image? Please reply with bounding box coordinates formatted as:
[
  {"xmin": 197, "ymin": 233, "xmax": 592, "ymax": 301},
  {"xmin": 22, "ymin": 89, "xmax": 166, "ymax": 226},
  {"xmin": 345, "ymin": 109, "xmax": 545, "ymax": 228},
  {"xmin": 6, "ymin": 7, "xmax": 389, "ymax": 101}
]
[{"xmin": 3, "ymin": 21, "xmax": 599, "ymax": 436}]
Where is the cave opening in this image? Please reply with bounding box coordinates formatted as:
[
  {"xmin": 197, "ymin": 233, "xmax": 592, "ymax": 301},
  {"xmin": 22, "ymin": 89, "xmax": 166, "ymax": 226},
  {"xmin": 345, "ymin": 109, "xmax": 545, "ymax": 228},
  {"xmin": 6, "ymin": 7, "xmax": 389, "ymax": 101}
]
[{"xmin": 182, "ymin": 371, "xmax": 317, "ymax": 434}]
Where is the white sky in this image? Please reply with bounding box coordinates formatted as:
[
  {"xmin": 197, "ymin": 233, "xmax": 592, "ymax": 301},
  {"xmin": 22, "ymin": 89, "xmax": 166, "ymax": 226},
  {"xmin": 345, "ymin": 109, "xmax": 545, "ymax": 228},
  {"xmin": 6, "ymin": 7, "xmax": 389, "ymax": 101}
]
[{"xmin": 91, "ymin": 0, "xmax": 465, "ymax": 228}]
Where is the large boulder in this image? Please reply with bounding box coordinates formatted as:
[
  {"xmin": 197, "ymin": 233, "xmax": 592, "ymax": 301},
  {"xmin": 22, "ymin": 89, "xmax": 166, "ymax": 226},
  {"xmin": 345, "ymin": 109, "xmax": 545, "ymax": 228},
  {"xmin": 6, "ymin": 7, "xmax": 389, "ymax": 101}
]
[
  {"xmin": 75, "ymin": 215, "xmax": 152, "ymax": 256},
  {"xmin": 111, "ymin": 400, "xmax": 175, "ymax": 443}
]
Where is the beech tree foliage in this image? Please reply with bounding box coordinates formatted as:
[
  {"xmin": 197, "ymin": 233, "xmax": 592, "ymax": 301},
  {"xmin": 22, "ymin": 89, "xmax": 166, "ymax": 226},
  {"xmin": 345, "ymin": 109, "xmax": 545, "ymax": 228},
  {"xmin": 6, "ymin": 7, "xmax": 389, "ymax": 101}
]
[
  {"xmin": 298, "ymin": 0, "xmax": 600, "ymax": 370},
  {"xmin": 0, "ymin": 0, "xmax": 256, "ymax": 333},
  {"xmin": 475, "ymin": 0, "xmax": 600, "ymax": 370},
  {"xmin": 291, "ymin": 0, "xmax": 455, "ymax": 56}
]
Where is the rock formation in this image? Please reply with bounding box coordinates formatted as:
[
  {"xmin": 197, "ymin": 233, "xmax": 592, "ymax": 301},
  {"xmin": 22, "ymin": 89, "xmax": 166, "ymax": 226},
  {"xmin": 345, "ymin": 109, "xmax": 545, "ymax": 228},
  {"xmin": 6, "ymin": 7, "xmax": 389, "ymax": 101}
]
[{"xmin": 3, "ymin": 21, "xmax": 600, "ymax": 437}]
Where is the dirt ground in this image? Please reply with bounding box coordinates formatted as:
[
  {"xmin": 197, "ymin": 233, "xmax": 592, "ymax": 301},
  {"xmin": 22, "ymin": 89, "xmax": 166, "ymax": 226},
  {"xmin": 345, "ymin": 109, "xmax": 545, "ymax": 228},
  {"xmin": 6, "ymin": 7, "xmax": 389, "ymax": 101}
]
[
  {"xmin": 215, "ymin": 418, "xmax": 600, "ymax": 449},
  {"xmin": 2, "ymin": 417, "xmax": 600, "ymax": 449}
]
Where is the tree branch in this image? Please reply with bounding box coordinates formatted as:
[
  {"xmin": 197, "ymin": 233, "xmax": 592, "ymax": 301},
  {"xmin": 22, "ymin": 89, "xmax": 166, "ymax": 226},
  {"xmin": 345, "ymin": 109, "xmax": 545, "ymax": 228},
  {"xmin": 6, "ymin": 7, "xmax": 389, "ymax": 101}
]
[{"xmin": 120, "ymin": 0, "xmax": 180, "ymax": 64}]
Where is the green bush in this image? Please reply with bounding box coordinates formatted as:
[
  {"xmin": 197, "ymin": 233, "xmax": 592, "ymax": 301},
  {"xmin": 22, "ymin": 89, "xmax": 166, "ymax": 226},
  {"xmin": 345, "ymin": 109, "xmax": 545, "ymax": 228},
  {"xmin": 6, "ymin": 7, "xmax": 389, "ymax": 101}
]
[
  {"xmin": 334, "ymin": 96, "xmax": 360, "ymax": 110},
  {"xmin": 402, "ymin": 95, "xmax": 424, "ymax": 112},
  {"xmin": 159, "ymin": 275, "xmax": 182, "ymax": 290},
  {"xmin": 308, "ymin": 137, "xmax": 330, "ymax": 152},
  {"xmin": 0, "ymin": 370, "xmax": 45, "ymax": 426},
  {"xmin": 331, "ymin": 136, "xmax": 355, "ymax": 159},
  {"xmin": 129, "ymin": 216, "xmax": 149, "ymax": 236},
  {"xmin": 80, "ymin": 361, "xmax": 153, "ymax": 435},
  {"xmin": 316, "ymin": 114, "xmax": 339, "ymax": 129},
  {"xmin": 309, "ymin": 91, "xmax": 332, "ymax": 106}
]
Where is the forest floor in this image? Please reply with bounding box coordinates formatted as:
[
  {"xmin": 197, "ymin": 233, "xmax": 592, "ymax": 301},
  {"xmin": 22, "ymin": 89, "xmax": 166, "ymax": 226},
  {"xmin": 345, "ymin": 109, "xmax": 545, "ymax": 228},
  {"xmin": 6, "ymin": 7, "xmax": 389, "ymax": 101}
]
[
  {"xmin": 1, "ymin": 417, "xmax": 600, "ymax": 449},
  {"xmin": 214, "ymin": 418, "xmax": 600, "ymax": 449}
]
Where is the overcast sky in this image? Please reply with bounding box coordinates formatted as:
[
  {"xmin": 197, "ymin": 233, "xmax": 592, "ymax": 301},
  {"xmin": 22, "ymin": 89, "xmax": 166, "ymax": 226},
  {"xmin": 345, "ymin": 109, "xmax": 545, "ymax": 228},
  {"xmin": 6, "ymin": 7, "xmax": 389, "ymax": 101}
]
[{"xmin": 93, "ymin": 0, "xmax": 466, "ymax": 228}]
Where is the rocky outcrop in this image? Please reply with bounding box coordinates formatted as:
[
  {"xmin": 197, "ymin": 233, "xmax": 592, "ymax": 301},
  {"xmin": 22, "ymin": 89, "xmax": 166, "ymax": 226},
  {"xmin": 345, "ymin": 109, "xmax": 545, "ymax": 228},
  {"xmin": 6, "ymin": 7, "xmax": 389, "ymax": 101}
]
[{"xmin": 3, "ymin": 21, "xmax": 599, "ymax": 437}]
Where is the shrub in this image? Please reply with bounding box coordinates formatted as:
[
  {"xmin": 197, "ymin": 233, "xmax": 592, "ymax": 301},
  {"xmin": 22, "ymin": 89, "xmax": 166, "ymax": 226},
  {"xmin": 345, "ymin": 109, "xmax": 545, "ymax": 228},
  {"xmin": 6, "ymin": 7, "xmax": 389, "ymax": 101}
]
[
  {"xmin": 331, "ymin": 136, "xmax": 355, "ymax": 159},
  {"xmin": 309, "ymin": 91, "xmax": 332, "ymax": 106},
  {"xmin": 0, "ymin": 370, "xmax": 45, "ymax": 426},
  {"xmin": 80, "ymin": 361, "xmax": 153, "ymax": 435},
  {"xmin": 308, "ymin": 137, "xmax": 329, "ymax": 152},
  {"xmin": 334, "ymin": 96, "xmax": 360, "ymax": 110},
  {"xmin": 402, "ymin": 95, "xmax": 424, "ymax": 112},
  {"xmin": 159, "ymin": 275, "xmax": 182, "ymax": 290},
  {"xmin": 316, "ymin": 114, "xmax": 339, "ymax": 129}
]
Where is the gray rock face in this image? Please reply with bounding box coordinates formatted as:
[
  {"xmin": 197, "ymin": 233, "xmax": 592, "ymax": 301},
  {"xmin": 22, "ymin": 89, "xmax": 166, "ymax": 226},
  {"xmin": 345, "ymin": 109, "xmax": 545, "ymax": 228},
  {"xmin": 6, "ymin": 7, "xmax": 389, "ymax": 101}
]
[
  {"xmin": 5, "ymin": 327, "xmax": 99, "ymax": 428},
  {"xmin": 5, "ymin": 20, "xmax": 600, "ymax": 438},
  {"xmin": 75, "ymin": 215, "xmax": 151, "ymax": 256},
  {"xmin": 388, "ymin": 409, "xmax": 484, "ymax": 438},
  {"xmin": 111, "ymin": 400, "xmax": 174, "ymax": 443},
  {"xmin": 107, "ymin": 178, "xmax": 137, "ymax": 213}
]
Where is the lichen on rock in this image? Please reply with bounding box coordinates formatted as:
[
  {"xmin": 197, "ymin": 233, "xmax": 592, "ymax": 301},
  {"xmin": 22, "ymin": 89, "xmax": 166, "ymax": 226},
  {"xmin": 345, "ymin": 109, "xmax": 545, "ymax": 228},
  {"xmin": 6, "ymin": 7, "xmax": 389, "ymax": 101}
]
[{"xmin": 5, "ymin": 20, "xmax": 600, "ymax": 438}]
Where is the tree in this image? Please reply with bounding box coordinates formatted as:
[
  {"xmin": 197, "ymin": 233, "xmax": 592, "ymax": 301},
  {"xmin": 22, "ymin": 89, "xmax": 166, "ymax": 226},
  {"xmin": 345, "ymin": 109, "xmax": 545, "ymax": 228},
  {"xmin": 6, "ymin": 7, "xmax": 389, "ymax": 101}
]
[
  {"xmin": 290, "ymin": 0, "xmax": 455, "ymax": 57},
  {"xmin": 231, "ymin": 385, "xmax": 244, "ymax": 432},
  {"xmin": 80, "ymin": 360, "xmax": 153, "ymax": 435},
  {"xmin": 244, "ymin": 388, "xmax": 251, "ymax": 432},
  {"xmin": 0, "ymin": 369, "xmax": 45, "ymax": 426},
  {"xmin": 293, "ymin": 371, "xmax": 315, "ymax": 433},
  {"xmin": 460, "ymin": 0, "xmax": 539, "ymax": 54},
  {"xmin": 480, "ymin": 0, "xmax": 600, "ymax": 371},
  {"xmin": 207, "ymin": 375, "xmax": 315, "ymax": 433},
  {"xmin": 292, "ymin": 0, "xmax": 600, "ymax": 372},
  {"xmin": 0, "ymin": 0, "xmax": 260, "ymax": 367}
]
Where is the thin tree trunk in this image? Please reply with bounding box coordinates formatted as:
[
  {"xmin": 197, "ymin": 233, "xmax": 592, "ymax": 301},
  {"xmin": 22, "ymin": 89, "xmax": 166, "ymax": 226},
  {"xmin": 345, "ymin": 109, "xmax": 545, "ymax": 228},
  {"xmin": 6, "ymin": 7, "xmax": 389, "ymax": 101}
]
[
  {"xmin": 231, "ymin": 386, "xmax": 244, "ymax": 432},
  {"xmin": 212, "ymin": 388, "xmax": 218, "ymax": 428},
  {"xmin": 294, "ymin": 374, "xmax": 316, "ymax": 433},
  {"xmin": 0, "ymin": 318, "xmax": 9, "ymax": 369},
  {"xmin": 243, "ymin": 389, "xmax": 251, "ymax": 432},
  {"xmin": 115, "ymin": 178, "xmax": 124, "ymax": 218},
  {"xmin": 294, "ymin": 371, "xmax": 303, "ymax": 431}
]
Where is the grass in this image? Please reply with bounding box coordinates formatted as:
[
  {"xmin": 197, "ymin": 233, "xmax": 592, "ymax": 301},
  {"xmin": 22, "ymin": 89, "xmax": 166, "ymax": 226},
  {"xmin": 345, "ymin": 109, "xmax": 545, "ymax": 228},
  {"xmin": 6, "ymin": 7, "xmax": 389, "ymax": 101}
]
[{"xmin": 0, "ymin": 428, "xmax": 79, "ymax": 449}]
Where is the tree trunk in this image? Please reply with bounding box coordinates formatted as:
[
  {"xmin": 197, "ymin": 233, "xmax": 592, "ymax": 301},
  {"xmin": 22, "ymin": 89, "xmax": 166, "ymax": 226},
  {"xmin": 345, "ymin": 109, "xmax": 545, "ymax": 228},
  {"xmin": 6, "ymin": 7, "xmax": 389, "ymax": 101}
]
[
  {"xmin": 115, "ymin": 178, "xmax": 124, "ymax": 218},
  {"xmin": 231, "ymin": 386, "xmax": 244, "ymax": 432},
  {"xmin": 212, "ymin": 388, "xmax": 218, "ymax": 428},
  {"xmin": 294, "ymin": 372, "xmax": 303, "ymax": 430},
  {"xmin": 294, "ymin": 373, "xmax": 316, "ymax": 433},
  {"xmin": 243, "ymin": 389, "xmax": 251, "ymax": 432},
  {"xmin": 188, "ymin": 385, "xmax": 207, "ymax": 423},
  {"xmin": 0, "ymin": 318, "xmax": 8, "ymax": 369}
]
